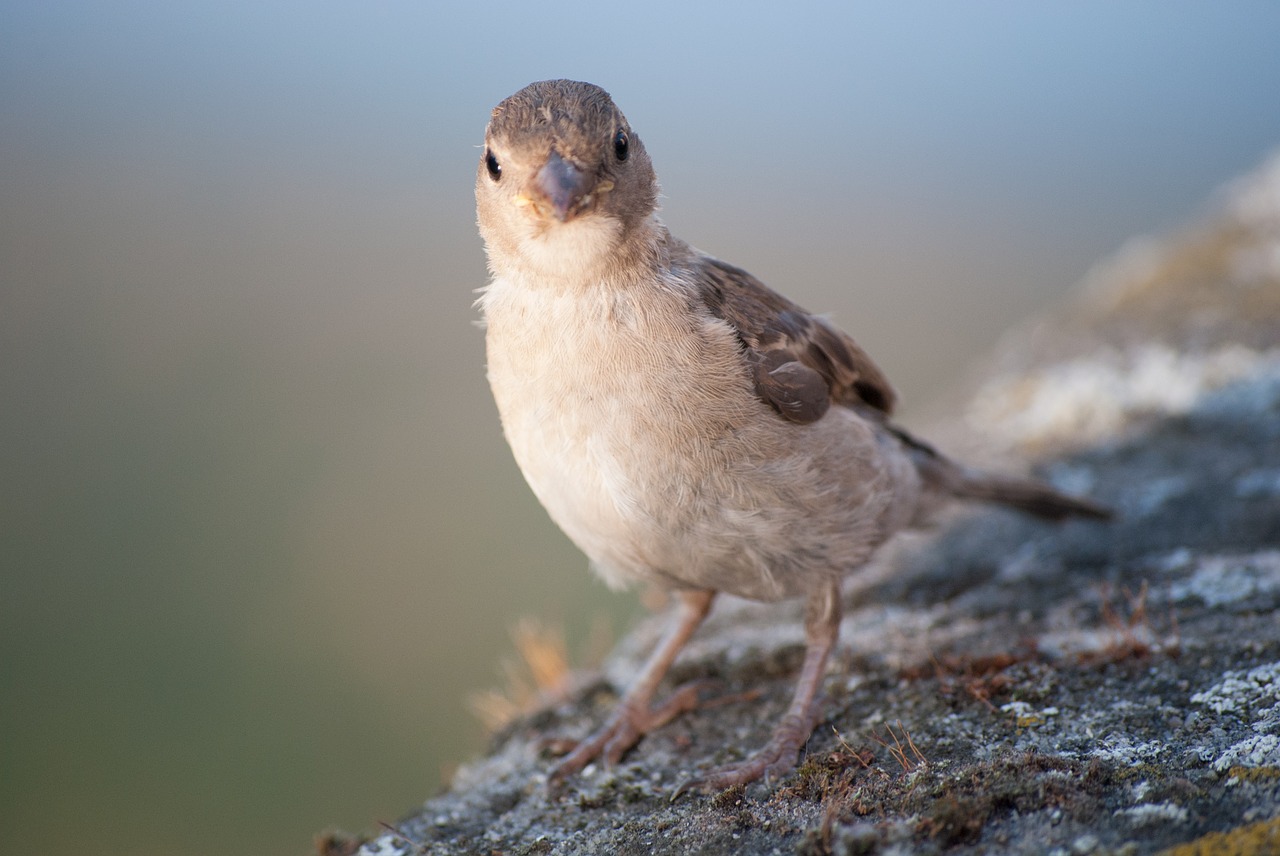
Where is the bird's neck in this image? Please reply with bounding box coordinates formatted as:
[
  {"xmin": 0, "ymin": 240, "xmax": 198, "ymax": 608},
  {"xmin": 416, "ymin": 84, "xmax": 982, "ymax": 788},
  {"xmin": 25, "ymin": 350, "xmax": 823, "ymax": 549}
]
[{"xmin": 490, "ymin": 214, "xmax": 671, "ymax": 293}]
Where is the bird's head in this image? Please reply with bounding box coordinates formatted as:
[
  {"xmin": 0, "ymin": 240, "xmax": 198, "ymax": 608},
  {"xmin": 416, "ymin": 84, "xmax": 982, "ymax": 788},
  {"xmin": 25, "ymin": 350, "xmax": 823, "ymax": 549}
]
[{"xmin": 476, "ymin": 80, "xmax": 659, "ymax": 280}]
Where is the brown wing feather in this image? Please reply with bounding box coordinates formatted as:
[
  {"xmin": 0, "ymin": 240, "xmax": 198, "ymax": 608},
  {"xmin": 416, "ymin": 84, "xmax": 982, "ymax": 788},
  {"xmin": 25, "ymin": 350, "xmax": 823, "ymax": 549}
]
[{"xmin": 692, "ymin": 256, "xmax": 897, "ymax": 423}]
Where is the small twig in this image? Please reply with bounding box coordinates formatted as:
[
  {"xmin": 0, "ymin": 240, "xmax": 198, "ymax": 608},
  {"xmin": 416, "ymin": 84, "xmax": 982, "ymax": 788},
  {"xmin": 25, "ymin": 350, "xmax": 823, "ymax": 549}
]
[
  {"xmin": 871, "ymin": 720, "xmax": 926, "ymax": 772},
  {"xmin": 831, "ymin": 725, "xmax": 874, "ymax": 769},
  {"xmin": 376, "ymin": 821, "xmax": 430, "ymax": 855}
]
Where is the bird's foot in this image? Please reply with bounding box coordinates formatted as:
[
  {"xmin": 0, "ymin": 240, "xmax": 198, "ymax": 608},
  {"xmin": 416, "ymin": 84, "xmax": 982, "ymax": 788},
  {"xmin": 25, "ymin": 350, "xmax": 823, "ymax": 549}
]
[
  {"xmin": 672, "ymin": 709, "xmax": 818, "ymax": 799},
  {"xmin": 548, "ymin": 680, "xmax": 710, "ymax": 788}
]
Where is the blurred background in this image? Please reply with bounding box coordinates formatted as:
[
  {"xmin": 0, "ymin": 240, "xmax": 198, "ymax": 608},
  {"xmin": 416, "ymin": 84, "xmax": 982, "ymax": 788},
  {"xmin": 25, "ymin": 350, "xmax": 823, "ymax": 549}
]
[{"xmin": 3, "ymin": 2, "xmax": 1279, "ymax": 854}]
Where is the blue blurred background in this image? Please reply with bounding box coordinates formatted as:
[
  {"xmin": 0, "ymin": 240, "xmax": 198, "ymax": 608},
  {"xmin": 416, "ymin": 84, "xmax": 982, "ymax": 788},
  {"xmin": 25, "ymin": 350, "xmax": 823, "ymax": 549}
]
[{"xmin": 3, "ymin": 2, "xmax": 1279, "ymax": 853}]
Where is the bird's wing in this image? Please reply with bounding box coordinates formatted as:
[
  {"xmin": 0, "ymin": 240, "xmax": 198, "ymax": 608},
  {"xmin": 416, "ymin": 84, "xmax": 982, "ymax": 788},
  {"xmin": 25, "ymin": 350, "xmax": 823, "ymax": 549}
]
[{"xmin": 691, "ymin": 255, "xmax": 898, "ymax": 424}]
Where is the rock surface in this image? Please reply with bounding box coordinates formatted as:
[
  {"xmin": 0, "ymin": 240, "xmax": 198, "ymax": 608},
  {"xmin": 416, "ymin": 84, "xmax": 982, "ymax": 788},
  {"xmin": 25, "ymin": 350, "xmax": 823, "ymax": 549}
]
[{"xmin": 342, "ymin": 154, "xmax": 1280, "ymax": 856}]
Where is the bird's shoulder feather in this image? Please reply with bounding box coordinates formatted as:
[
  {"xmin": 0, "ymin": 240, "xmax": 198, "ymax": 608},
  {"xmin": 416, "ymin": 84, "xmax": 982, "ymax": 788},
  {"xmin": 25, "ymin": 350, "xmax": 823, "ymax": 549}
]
[{"xmin": 683, "ymin": 252, "xmax": 898, "ymax": 423}]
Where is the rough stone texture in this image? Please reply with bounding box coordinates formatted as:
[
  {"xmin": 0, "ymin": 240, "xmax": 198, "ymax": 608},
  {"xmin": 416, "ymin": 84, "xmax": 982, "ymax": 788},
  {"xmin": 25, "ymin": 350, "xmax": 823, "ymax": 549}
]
[{"xmin": 345, "ymin": 153, "xmax": 1280, "ymax": 856}]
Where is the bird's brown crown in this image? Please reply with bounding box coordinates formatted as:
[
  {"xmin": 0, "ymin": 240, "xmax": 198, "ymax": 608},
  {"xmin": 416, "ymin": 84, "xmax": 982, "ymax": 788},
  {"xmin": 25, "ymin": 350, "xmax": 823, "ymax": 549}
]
[{"xmin": 488, "ymin": 80, "xmax": 625, "ymax": 156}]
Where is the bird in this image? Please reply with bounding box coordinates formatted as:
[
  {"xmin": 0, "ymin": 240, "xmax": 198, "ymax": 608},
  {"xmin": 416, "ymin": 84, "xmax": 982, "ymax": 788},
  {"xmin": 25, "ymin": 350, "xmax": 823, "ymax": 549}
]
[{"xmin": 474, "ymin": 79, "xmax": 1109, "ymax": 794}]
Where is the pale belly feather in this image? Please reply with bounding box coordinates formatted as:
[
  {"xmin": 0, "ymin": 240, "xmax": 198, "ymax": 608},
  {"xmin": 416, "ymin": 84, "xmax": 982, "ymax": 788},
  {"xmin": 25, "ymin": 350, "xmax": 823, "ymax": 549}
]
[{"xmin": 481, "ymin": 275, "xmax": 916, "ymax": 600}]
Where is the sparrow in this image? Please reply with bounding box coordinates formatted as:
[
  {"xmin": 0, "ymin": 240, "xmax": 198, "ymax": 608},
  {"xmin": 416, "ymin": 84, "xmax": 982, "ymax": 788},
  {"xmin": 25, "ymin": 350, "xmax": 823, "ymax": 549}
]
[{"xmin": 474, "ymin": 79, "xmax": 1109, "ymax": 794}]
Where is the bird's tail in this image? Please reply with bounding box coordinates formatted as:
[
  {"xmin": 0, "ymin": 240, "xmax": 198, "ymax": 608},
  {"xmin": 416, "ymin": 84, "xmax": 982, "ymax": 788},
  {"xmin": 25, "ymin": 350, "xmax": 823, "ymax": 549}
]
[
  {"xmin": 927, "ymin": 465, "xmax": 1113, "ymax": 521},
  {"xmin": 891, "ymin": 426, "xmax": 1112, "ymax": 522}
]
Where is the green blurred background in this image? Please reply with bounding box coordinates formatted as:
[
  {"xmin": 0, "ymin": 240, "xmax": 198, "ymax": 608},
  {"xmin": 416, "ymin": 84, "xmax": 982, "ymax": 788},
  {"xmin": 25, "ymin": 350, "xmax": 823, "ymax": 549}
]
[{"xmin": 3, "ymin": 2, "xmax": 1279, "ymax": 854}]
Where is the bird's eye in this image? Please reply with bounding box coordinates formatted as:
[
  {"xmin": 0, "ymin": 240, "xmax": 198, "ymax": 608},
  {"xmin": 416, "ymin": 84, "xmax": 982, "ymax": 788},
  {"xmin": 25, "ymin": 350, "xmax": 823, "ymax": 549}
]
[
  {"xmin": 613, "ymin": 130, "xmax": 629, "ymax": 162},
  {"xmin": 484, "ymin": 149, "xmax": 501, "ymax": 181}
]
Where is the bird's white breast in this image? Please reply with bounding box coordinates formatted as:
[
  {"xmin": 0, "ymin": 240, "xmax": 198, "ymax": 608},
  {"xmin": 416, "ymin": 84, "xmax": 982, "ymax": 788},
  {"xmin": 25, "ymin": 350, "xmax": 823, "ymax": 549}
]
[
  {"xmin": 479, "ymin": 269, "xmax": 914, "ymax": 601},
  {"xmin": 480, "ymin": 271, "xmax": 754, "ymax": 588}
]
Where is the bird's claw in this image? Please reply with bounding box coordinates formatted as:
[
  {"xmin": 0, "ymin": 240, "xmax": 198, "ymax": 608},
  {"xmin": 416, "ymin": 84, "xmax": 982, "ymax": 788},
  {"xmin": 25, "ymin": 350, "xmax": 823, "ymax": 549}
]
[
  {"xmin": 547, "ymin": 679, "xmax": 714, "ymax": 790},
  {"xmin": 670, "ymin": 709, "xmax": 817, "ymax": 799}
]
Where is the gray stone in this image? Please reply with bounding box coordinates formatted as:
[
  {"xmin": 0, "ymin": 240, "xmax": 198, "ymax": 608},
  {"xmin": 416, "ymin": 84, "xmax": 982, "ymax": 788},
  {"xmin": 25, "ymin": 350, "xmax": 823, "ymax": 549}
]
[{"xmin": 345, "ymin": 152, "xmax": 1280, "ymax": 856}]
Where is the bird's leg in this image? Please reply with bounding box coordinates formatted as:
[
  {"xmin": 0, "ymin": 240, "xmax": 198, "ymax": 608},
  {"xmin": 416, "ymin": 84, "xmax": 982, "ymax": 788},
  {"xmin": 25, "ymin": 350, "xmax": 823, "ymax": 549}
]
[
  {"xmin": 676, "ymin": 580, "xmax": 841, "ymax": 795},
  {"xmin": 549, "ymin": 588, "xmax": 715, "ymax": 786}
]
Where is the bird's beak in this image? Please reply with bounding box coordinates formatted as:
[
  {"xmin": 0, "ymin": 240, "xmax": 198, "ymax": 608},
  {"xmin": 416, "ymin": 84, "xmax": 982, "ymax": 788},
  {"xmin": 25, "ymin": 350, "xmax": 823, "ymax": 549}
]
[
  {"xmin": 518, "ymin": 150, "xmax": 611, "ymax": 222},
  {"xmin": 535, "ymin": 151, "xmax": 588, "ymax": 221}
]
